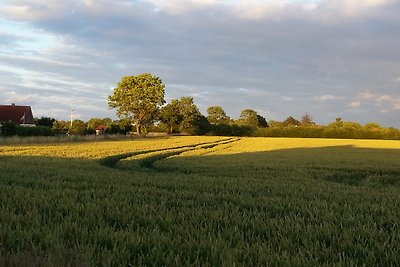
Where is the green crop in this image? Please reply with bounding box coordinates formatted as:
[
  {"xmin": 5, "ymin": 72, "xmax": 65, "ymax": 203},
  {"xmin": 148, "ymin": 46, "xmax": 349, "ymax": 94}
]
[{"xmin": 0, "ymin": 137, "xmax": 400, "ymax": 266}]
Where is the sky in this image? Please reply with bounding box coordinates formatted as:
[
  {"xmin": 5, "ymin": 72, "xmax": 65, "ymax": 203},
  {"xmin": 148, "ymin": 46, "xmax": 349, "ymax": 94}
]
[{"xmin": 0, "ymin": 0, "xmax": 400, "ymax": 127}]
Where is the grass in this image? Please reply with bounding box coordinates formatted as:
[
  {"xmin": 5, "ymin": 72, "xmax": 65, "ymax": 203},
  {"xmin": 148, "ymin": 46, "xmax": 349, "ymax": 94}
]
[{"xmin": 0, "ymin": 136, "xmax": 400, "ymax": 266}]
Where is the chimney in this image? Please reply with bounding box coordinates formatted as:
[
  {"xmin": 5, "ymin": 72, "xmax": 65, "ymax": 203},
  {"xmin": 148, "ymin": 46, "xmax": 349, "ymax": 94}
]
[{"xmin": 11, "ymin": 103, "xmax": 15, "ymax": 106}]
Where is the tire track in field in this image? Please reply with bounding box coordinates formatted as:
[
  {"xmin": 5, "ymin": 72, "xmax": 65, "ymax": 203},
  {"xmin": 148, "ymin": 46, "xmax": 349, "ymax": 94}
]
[
  {"xmin": 98, "ymin": 138, "xmax": 239, "ymax": 169},
  {"xmin": 137, "ymin": 138, "xmax": 239, "ymax": 169}
]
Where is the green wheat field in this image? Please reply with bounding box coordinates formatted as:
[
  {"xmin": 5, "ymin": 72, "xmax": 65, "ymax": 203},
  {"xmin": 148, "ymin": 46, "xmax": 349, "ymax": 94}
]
[{"xmin": 1, "ymin": 136, "xmax": 400, "ymax": 266}]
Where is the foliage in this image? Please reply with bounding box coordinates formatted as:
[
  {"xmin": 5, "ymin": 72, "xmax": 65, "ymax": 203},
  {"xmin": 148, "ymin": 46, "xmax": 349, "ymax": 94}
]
[
  {"xmin": 268, "ymin": 120, "xmax": 285, "ymax": 128},
  {"xmin": 236, "ymin": 109, "xmax": 268, "ymax": 129},
  {"xmin": 1, "ymin": 121, "xmax": 17, "ymax": 136},
  {"xmin": 236, "ymin": 109, "xmax": 260, "ymax": 129},
  {"xmin": 207, "ymin": 106, "xmax": 231, "ymax": 125},
  {"xmin": 177, "ymin": 97, "xmax": 203, "ymax": 133},
  {"xmin": 146, "ymin": 123, "xmax": 169, "ymax": 133},
  {"xmin": 283, "ymin": 116, "xmax": 301, "ymax": 127},
  {"xmin": 257, "ymin": 114, "xmax": 268, "ymax": 128},
  {"xmin": 36, "ymin": 117, "xmax": 56, "ymax": 128},
  {"xmin": 86, "ymin": 118, "xmax": 112, "ymax": 132},
  {"xmin": 159, "ymin": 99, "xmax": 184, "ymax": 133},
  {"xmin": 185, "ymin": 114, "xmax": 210, "ymax": 135},
  {"xmin": 113, "ymin": 119, "xmax": 133, "ymax": 134},
  {"xmin": 207, "ymin": 124, "xmax": 252, "ymax": 136},
  {"xmin": 159, "ymin": 97, "xmax": 208, "ymax": 135},
  {"xmin": 300, "ymin": 112, "xmax": 315, "ymax": 126},
  {"xmin": 69, "ymin": 120, "xmax": 88, "ymax": 135},
  {"xmin": 52, "ymin": 120, "xmax": 70, "ymax": 133},
  {"xmin": 327, "ymin": 117, "xmax": 344, "ymax": 128},
  {"xmin": 104, "ymin": 123, "xmax": 126, "ymax": 135},
  {"xmin": 254, "ymin": 125, "xmax": 400, "ymax": 140},
  {"xmin": 108, "ymin": 73, "xmax": 165, "ymax": 135},
  {"xmin": 16, "ymin": 126, "xmax": 54, "ymax": 136},
  {"xmin": 1, "ymin": 137, "xmax": 400, "ymax": 265},
  {"xmin": 363, "ymin": 122, "xmax": 382, "ymax": 131}
]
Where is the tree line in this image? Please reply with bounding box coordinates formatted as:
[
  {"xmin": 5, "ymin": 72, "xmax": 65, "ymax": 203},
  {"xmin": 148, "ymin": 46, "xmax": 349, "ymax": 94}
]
[
  {"xmin": 106, "ymin": 73, "xmax": 400, "ymax": 139},
  {"xmin": 2, "ymin": 73, "xmax": 400, "ymax": 139}
]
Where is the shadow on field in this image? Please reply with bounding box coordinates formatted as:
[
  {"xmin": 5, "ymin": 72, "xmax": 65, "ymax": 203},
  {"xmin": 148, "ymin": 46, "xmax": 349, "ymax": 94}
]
[
  {"xmin": 1, "ymin": 145, "xmax": 399, "ymax": 188},
  {"xmin": 1, "ymin": 145, "xmax": 400, "ymax": 266},
  {"xmin": 147, "ymin": 145, "xmax": 400, "ymax": 187}
]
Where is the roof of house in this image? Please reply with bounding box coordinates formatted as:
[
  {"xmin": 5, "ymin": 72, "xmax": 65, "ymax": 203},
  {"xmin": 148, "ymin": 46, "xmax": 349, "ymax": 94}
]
[
  {"xmin": 0, "ymin": 104, "xmax": 35, "ymax": 124},
  {"xmin": 95, "ymin": 125, "xmax": 107, "ymax": 131}
]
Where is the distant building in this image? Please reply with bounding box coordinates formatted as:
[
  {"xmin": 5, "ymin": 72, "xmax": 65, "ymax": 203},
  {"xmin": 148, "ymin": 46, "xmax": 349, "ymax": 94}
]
[
  {"xmin": 0, "ymin": 103, "xmax": 35, "ymax": 125},
  {"xmin": 95, "ymin": 125, "xmax": 107, "ymax": 135}
]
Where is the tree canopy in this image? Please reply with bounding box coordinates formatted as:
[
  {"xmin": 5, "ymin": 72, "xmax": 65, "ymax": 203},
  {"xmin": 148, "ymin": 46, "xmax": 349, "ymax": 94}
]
[
  {"xmin": 207, "ymin": 106, "xmax": 231, "ymax": 125},
  {"xmin": 108, "ymin": 73, "xmax": 165, "ymax": 134},
  {"xmin": 301, "ymin": 113, "xmax": 315, "ymax": 126},
  {"xmin": 159, "ymin": 99, "xmax": 184, "ymax": 133},
  {"xmin": 283, "ymin": 116, "xmax": 301, "ymax": 127},
  {"xmin": 159, "ymin": 96, "xmax": 208, "ymax": 135},
  {"xmin": 237, "ymin": 109, "xmax": 267, "ymax": 129},
  {"xmin": 36, "ymin": 116, "xmax": 56, "ymax": 128}
]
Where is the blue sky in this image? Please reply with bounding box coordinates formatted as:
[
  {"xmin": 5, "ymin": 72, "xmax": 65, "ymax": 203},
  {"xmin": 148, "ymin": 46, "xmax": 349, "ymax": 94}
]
[{"xmin": 0, "ymin": 0, "xmax": 400, "ymax": 127}]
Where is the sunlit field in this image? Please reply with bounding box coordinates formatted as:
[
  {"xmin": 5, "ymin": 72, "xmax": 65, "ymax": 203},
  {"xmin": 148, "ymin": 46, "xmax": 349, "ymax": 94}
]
[{"xmin": 1, "ymin": 136, "xmax": 400, "ymax": 266}]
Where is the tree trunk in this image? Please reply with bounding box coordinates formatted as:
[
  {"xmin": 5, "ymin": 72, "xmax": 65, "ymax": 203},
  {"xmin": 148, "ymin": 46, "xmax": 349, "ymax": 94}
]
[
  {"xmin": 170, "ymin": 125, "xmax": 173, "ymax": 134},
  {"xmin": 136, "ymin": 123, "xmax": 141, "ymax": 135}
]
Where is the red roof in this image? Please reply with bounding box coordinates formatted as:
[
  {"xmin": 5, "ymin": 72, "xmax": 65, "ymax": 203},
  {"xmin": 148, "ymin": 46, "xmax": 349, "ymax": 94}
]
[
  {"xmin": 0, "ymin": 104, "xmax": 35, "ymax": 124},
  {"xmin": 95, "ymin": 125, "xmax": 107, "ymax": 131}
]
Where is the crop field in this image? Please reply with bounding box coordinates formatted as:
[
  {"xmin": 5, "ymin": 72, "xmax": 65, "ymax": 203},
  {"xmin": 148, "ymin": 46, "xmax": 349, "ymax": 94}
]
[{"xmin": 1, "ymin": 136, "xmax": 400, "ymax": 266}]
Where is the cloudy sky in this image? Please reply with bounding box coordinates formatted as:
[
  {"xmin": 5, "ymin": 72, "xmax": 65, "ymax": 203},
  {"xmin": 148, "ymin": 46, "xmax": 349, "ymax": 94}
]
[{"xmin": 1, "ymin": 0, "xmax": 400, "ymax": 127}]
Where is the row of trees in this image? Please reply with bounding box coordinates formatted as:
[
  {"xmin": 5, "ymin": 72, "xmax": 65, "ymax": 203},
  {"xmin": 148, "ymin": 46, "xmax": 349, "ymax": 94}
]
[
  {"xmin": 105, "ymin": 73, "xmax": 400, "ymax": 139},
  {"xmin": 3, "ymin": 73, "xmax": 398, "ymax": 139},
  {"xmin": 108, "ymin": 73, "xmax": 269, "ymax": 136},
  {"xmin": 51, "ymin": 118, "xmax": 132, "ymax": 135},
  {"xmin": 20, "ymin": 111, "xmax": 398, "ymax": 140}
]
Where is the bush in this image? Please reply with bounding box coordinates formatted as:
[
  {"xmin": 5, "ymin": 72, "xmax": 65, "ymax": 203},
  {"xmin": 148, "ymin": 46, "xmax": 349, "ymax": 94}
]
[
  {"xmin": 144, "ymin": 123, "xmax": 169, "ymax": 133},
  {"xmin": 207, "ymin": 124, "xmax": 253, "ymax": 136},
  {"xmin": 1, "ymin": 122, "xmax": 17, "ymax": 136},
  {"xmin": 16, "ymin": 126, "xmax": 54, "ymax": 137},
  {"xmin": 253, "ymin": 126, "xmax": 400, "ymax": 140},
  {"xmin": 105, "ymin": 123, "xmax": 131, "ymax": 135}
]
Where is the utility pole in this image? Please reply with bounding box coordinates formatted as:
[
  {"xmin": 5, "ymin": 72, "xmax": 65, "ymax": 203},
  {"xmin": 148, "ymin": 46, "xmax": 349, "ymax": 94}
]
[{"xmin": 70, "ymin": 107, "xmax": 74, "ymax": 128}]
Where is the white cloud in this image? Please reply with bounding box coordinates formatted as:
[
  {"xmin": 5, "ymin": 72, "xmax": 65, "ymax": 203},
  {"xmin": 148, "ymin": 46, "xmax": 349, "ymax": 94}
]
[
  {"xmin": 3, "ymin": 91, "xmax": 39, "ymax": 104},
  {"xmin": 230, "ymin": 1, "xmax": 285, "ymax": 19},
  {"xmin": 314, "ymin": 94, "xmax": 345, "ymax": 101},
  {"xmin": 358, "ymin": 90, "xmax": 400, "ymax": 110},
  {"xmin": 145, "ymin": 0, "xmax": 220, "ymax": 14},
  {"xmin": 348, "ymin": 101, "xmax": 361, "ymax": 108},
  {"xmin": 0, "ymin": 1, "xmax": 76, "ymax": 21},
  {"xmin": 0, "ymin": 0, "xmax": 396, "ymax": 22},
  {"xmin": 321, "ymin": 0, "xmax": 395, "ymax": 17}
]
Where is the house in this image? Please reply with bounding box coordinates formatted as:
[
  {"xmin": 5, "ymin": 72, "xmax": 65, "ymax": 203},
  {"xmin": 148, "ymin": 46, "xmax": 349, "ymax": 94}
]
[
  {"xmin": 0, "ymin": 103, "xmax": 35, "ymax": 125},
  {"xmin": 95, "ymin": 125, "xmax": 107, "ymax": 135}
]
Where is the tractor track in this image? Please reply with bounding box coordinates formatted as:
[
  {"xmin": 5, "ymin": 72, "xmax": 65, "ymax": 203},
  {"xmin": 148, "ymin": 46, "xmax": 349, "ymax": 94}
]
[
  {"xmin": 137, "ymin": 138, "xmax": 238, "ymax": 169},
  {"xmin": 98, "ymin": 138, "xmax": 239, "ymax": 170}
]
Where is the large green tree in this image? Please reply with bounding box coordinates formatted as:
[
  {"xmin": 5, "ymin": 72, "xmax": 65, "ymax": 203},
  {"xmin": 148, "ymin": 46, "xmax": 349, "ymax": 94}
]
[
  {"xmin": 160, "ymin": 96, "xmax": 208, "ymax": 135},
  {"xmin": 177, "ymin": 97, "xmax": 203, "ymax": 134},
  {"xmin": 159, "ymin": 99, "xmax": 183, "ymax": 133},
  {"xmin": 108, "ymin": 73, "xmax": 165, "ymax": 135},
  {"xmin": 237, "ymin": 109, "xmax": 266, "ymax": 129},
  {"xmin": 207, "ymin": 106, "xmax": 231, "ymax": 125}
]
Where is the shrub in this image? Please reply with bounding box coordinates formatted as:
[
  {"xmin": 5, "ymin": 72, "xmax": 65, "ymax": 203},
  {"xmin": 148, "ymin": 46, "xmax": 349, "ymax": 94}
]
[
  {"xmin": 1, "ymin": 121, "xmax": 17, "ymax": 136},
  {"xmin": 16, "ymin": 126, "xmax": 55, "ymax": 137},
  {"xmin": 253, "ymin": 126, "xmax": 400, "ymax": 140}
]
